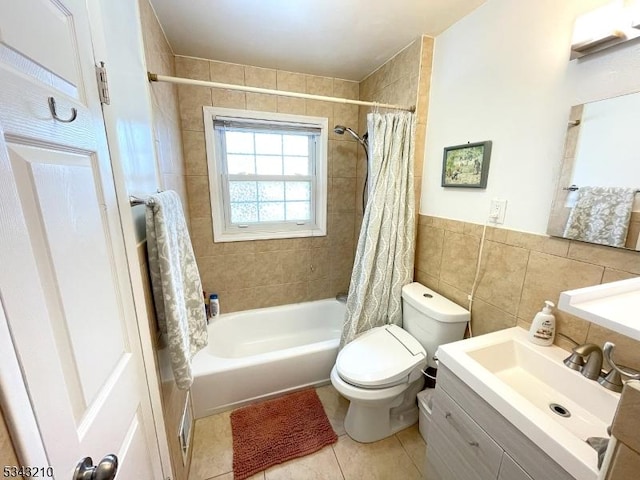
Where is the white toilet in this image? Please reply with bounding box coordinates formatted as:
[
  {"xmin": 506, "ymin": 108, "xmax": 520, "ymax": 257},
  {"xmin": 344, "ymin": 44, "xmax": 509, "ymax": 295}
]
[{"xmin": 330, "ymin": 282, "xmax": 470, "ymax": 443}]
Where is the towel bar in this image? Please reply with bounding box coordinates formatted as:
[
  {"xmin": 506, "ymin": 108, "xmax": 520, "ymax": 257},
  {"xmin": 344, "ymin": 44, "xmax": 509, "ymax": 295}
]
[{"xmin": 563, "ymin": 185, "xmax": 640, "ymax": 193}]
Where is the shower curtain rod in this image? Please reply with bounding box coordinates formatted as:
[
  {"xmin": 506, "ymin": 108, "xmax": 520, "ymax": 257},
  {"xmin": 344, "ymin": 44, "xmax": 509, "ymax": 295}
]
[{"xmin": 147, "ymin": 72, "xmax": 416, "ymax": 112}]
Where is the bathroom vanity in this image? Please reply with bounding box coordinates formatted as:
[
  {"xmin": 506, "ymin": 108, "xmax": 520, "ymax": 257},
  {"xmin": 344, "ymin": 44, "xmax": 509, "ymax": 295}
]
[
  {"xmin": 426, "ymin": 327, "xmax": 619, "ymax": 480},
  {"xmin": 427, "ymin": 366, "xmax": 573, "ymax": 480}
]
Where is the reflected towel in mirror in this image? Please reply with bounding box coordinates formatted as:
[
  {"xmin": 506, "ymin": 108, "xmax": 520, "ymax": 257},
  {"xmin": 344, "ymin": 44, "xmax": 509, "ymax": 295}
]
[{"xmin": 563, "ymin": 186, "xmax": 636, "ymax": 248}]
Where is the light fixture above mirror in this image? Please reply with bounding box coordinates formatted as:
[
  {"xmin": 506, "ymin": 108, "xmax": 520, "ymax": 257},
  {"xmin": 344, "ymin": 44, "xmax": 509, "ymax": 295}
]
[{"xmin": 570, "ymin": 0, "xmax": 640, "ymax": 59}]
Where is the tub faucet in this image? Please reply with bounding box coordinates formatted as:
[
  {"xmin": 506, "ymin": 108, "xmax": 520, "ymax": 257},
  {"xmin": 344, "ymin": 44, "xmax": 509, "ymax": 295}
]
[{"xmin": 565, "ymin": 343, "xmax": 603, "ymax": 380}]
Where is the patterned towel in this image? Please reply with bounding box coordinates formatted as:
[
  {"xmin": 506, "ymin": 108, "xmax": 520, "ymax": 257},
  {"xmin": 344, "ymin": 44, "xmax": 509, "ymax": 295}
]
[
  {"xmin": 146, "ymin": 191, "xmax": 207, "ymax": 389},
  {"xmin": 563, "ymin": 186, "xmax": 636, "ymax": 247},
  {"xmin": 586, "ymin": 437, "xmax": 609, "ymax": 469}
]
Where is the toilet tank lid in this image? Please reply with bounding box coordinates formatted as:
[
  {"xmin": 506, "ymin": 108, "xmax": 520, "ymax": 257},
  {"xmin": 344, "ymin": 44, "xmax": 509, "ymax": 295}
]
[{"xmin": 402, "ymin": 282, "xmax": 470, "ymax": 323}]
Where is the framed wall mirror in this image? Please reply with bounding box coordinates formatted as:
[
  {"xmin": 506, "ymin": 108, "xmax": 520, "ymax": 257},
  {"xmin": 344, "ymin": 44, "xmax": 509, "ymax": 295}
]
[{"xmin": 547, "ymin": 90, "xmax": 640, "ymax": 251}]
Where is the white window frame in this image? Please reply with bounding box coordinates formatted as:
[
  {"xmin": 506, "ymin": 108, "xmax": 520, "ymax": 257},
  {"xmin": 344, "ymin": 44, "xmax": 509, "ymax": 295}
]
[{"xmin": 204, "ymin": 107, "xmax": 328, "ymax": 242}]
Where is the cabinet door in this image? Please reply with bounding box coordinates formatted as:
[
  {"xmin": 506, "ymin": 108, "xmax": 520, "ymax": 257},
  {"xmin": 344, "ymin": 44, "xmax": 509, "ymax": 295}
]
[
  {"xmin": 499, "ymin": 453, "xmax": 534, "ymax": 480},
  {"xmin": 428, "ymin": 386, "xmax": 503, "ymax": 480}
]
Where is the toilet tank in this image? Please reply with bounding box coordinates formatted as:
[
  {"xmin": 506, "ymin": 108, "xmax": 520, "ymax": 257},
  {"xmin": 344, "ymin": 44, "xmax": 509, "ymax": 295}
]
[{"xmin": 401, "ymin": 282, "xmax": 469, "ymax": 368}]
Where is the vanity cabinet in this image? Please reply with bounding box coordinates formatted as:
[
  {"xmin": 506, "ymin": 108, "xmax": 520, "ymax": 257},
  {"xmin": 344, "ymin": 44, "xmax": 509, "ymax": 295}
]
[
  {"xmin": 426, "ymin": 366, "xmax": 574, "ymax": 480},
  {"xmin": 498, "ymin": 454, "xmax": 533, "ymax": 480}
]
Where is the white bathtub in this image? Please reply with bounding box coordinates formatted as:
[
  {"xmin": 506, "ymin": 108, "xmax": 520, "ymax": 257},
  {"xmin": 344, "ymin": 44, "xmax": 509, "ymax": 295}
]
[{"xmin": 190, "ymin": 298, "xmax": 345, "ymax": 418}]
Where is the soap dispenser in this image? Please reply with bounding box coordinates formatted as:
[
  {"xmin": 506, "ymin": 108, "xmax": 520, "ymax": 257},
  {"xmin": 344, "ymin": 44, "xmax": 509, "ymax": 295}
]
[{"xmin": 528, "ymin": 300, "xmax": 555, "ymax": 346}]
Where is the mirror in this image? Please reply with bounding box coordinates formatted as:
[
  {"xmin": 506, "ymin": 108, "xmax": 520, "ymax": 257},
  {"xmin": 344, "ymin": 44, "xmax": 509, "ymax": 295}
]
[{"xmin": 547, "ymin": 91, "xmax": 640, "ymax": 250}]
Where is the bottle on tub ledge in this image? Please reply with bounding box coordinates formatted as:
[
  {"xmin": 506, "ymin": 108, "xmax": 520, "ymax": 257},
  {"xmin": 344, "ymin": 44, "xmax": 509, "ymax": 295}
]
[
  {"xmin": 209, "ymin": 293, "xmax": 220, "ymax": 322},
  {"xmin": 528, "ymin": 300, "xmax": 556, "ymax": 346}
]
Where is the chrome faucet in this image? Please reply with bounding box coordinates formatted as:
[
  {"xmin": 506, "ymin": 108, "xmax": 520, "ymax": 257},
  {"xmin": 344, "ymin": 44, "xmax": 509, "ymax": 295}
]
[{"xmin": 564, "ymin": 343, "xmax": 603, "ymax": 380}]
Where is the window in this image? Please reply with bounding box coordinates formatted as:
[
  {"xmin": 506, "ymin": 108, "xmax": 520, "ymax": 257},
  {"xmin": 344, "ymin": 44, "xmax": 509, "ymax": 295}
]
[{"xmin": 204, "ymin": 107, "xmax": 328, "ymax": 242}]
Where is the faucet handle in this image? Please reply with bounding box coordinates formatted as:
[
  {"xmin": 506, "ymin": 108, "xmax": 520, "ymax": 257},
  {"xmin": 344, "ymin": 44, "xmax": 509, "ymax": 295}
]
[
  {"xmin": 563, "ymin": 351, "xmax": 585, "ymax": 371},
  {"xmin": 598, "ymin": 368, "xmax": 624, "ymax": 393},
  {"xmin": 603, "ymin": 342, "xmax": 640, "ymax": 381}
]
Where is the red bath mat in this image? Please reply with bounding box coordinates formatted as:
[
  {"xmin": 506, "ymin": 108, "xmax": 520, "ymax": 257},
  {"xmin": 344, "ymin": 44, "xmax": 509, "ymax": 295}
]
[{"xmin": 230, "ymin": 389, "xmax": 338, "ymax": 480}]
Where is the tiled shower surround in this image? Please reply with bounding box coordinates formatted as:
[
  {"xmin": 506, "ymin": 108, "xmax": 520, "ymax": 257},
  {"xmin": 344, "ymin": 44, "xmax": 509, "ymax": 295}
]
[
  {"xmin": 179, "ymin": 57, "xmax": 362, "ymax": 312},
  {"xmin": 179, "ymin": 36, "xmax": 432, "ymax": 313}
]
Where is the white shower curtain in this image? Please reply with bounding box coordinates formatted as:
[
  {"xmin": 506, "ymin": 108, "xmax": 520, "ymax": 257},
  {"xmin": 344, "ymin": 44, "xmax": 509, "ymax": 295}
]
[{"xmin": 340, "ymin": 111, "xmax": 416, "ymax": 347}]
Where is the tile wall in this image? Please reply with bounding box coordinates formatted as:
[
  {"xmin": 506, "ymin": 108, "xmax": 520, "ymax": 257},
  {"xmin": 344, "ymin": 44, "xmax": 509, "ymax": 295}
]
[
  {"xmin": 357, "ymin": 36, "xmax": 434, "ymax": 229},
  {"xmin": 175, "ymin": 36, "xmax": 433, "ymax": 313},
  {"xmin": 138, "ymin": 2, "xmax": 192, "ymax": 479},
  {"xmin": 415, "ymin": 215, "xmax": 640, "ymax": 369},
  {"xmin": 177, "ymin": 56, "xmax": 361, "ymax": 312},
  {"xmin": 0, "ymin": 408, "xmax": 19, "ymax": 474},
  {"xmin": 138, "ymin": 0, "xmax": 189, "ymax": 213}
]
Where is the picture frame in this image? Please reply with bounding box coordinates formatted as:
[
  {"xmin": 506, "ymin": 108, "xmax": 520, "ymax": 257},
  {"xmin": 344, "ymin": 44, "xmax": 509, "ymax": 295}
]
[{"xmin": 441, "ymin": 141, "xmax": 492, "ymax": 188}]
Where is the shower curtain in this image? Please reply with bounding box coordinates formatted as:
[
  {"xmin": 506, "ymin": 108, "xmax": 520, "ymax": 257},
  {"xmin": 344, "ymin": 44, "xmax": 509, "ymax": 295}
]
[{"xmin": 340, "ymin": 111, "xmax": 416, "ymax": 347}]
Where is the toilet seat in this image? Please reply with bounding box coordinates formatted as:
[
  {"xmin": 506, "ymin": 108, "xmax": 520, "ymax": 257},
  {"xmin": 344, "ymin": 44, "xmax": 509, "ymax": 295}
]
[{"xmin": 336, "ymin": 325, "xmax": 426, "ymax": 389}]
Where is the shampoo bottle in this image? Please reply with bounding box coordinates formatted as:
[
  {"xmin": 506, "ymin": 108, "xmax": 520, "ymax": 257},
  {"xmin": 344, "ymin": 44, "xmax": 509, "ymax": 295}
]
[
  {"xmin": 528, "ymin": 300, "xmax": 555, "ymax": 346},
  {"xmin": 209, "ymin": 293, "xmax": 220, "ymax": 320}
]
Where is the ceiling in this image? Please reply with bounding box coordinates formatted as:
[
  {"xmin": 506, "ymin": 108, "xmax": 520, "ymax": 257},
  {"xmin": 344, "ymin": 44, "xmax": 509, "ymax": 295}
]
[{"xmin": 148, "ymin": 0, "xmax": 486, "ymax": 81}]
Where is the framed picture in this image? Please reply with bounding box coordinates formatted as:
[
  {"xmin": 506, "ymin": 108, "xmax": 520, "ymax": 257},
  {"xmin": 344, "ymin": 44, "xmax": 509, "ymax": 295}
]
[{"xmin": 441, "ymin": 141, "xmax": 492, "ymax": 188}]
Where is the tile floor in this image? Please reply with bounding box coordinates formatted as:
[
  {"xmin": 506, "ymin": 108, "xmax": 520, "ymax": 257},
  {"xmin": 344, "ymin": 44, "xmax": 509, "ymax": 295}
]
[{"xmin": 188, "ymin": 385, "xmax": 427, "ymax": 480}]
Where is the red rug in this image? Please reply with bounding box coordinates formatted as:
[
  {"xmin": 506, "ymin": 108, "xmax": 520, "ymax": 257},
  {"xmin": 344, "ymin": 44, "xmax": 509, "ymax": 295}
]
[{"xmin": 230, "ymin": 389, "xmax": 338, "ymax": 480}]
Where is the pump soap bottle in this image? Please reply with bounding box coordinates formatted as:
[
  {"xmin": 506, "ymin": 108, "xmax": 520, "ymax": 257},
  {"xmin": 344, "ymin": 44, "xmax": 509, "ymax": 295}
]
[{"xmin": 528, "ymin": 300, "xmax": 555, "ymax": 346}]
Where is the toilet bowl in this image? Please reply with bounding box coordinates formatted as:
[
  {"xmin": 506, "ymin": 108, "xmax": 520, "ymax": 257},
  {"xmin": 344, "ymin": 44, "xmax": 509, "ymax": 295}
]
[
  {"xmin": 330, "ymin": 324, "xmax": 426, "ymax": 443},
  {"xmin": 331, "ymin": 282, "xmax": 469, "ymax": 443}
]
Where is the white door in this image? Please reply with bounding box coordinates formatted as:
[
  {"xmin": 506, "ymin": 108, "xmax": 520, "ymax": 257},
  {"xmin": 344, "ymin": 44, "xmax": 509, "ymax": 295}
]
[{"xmin": 0, "ymin": 1, "xmax": 163, "ymax": 479}]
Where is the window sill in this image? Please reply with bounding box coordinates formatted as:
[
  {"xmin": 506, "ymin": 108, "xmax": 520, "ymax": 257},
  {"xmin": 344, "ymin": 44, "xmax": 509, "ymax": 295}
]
[{"xmin": 212, "ymin": 227, "xmax": 327, "ymax": 243}]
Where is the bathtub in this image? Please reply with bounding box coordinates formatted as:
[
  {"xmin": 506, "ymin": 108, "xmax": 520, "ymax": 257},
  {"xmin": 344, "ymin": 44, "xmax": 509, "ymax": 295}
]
[{"xmin": 190, "ymin": 298, "xmax": 345, "ymax": 418}]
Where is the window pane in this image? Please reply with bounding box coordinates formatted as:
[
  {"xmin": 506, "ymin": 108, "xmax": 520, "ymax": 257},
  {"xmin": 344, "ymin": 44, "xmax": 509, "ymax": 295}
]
[
  {"xmin": 259, "ymin": 202, "xmax": 285, "ymax": 221},
  {"xmin": 286, "ymin": 201, "xmax": 310, "ymax": 221},
  {"xmin": 255, "ymin": 133, "xmax": 282, "ymax": 155},
  {"xmin": 230, "ymin": 202, "xmax": 258, "ymax": 223},
  {"xmin": 285, "ymin": 181, "xmax": 311, "ymax": 201},
  {"xmin": 283, "ymin": 135, "xmax": 308, "ymax": 156},
  {"xmin": 227, "ymin": 154, "xmax": 255, "ymax": 174},
  {"xmin": 258, "ymin": 181, "xmax": 284, "ymax": 201},
  {"xmin": 256, "ymin": 155, "xmax": 283, "ymax": 175},
  {"xmin": 229, "ymin": 181, "xmax": 257, "ymax": 202},
  {"xmin": 283, "ymin": 156, "xmax": 310, "ymax": 175},
  {"xmin": 225, "ymin": 131, "xmax": 254, "ymax": 154}
]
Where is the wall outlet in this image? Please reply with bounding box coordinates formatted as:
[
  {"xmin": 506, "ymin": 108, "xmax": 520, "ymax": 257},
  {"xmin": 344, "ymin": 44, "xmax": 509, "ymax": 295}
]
[{"xmin": 489, "ymin": 198, "xmax": 507, "ymax": 224}]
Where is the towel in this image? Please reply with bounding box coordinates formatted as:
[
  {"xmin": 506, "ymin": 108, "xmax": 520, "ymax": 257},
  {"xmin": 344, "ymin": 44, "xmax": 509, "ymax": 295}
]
[
  {"xmin": 146, "ymin": 191, "xmax": 207, "ymax": 390},
  {"xmin": 586, "ymin": 437, "xmax": 609, "ymax": 469},
  {"xmin": 563, "ymin": 186, "xmax": 636, "ymax": 247}
]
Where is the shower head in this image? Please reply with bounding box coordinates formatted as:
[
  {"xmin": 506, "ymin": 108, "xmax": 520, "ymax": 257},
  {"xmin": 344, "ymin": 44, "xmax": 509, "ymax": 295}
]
[
  {"xmin": 333, "ymin": 125, "xmax": 368, "ymax": 147},
  {"xmin": 334, "ymin": 124, "xmax": 370, "ymax": 214}
]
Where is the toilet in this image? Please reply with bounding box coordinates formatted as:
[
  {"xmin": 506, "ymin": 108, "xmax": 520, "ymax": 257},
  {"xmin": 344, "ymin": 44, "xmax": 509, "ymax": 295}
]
[{"xmin": 330, "ymin": 282, "xmax": 469, "ymax": 443}]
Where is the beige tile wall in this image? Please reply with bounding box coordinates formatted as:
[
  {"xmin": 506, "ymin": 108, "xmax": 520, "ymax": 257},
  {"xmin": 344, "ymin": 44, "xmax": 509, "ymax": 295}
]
[
  {"xmin": 138, "ymin": 2, "xmax": 192, "ymax": 480},
  {"xmin": 138, "ymin": 243, "xmax": 192, "ymax": 480},
  {"xmin": 356, "ymin": 36, "xmax": 434, "ymax": 230},
  {"xmin": 138, "ymin": 0, "xmax": 189, "ymax": 217},
  {"xmin": 0, "ymin": 407, "xmax": 19, "ymax": 476},
  {"xmin": 415, "ymin": 215, "xmax": 640, "ymax": 370},
  {"xmin": 173, "ymin": 35, "xmax": 433, "ymax": 313},
  {"xmin": 607, "ymin": 381, "xmax": 640, "ymax": 479},
  {"xmin": 177, "ymin": 55, "xmax": 361, "ymax": 312}
]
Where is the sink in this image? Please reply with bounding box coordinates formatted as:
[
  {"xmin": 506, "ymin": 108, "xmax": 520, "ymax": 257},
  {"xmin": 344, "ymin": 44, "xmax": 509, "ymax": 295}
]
[{"xmin": 436, "ymin": 327, "xmax": 620, "ymax": 480}]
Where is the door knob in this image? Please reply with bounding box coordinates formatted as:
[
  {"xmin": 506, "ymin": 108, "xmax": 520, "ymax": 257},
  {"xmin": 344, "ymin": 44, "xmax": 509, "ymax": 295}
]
[{"xmin": 73, "ymin": 454, "xmax": 118, "ymax": 480}]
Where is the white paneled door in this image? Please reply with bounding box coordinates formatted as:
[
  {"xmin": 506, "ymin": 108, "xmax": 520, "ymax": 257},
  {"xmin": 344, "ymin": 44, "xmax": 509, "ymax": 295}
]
[{"xmin": 0, "ymin": 1, "xmax": 163, "ymax": 479}]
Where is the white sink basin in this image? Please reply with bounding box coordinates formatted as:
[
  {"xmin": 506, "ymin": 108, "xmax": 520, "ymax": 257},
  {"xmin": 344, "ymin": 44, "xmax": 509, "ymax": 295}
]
[{"xmin": 436, "ymin": 327, "xmax": 620, "ymax": 480}]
